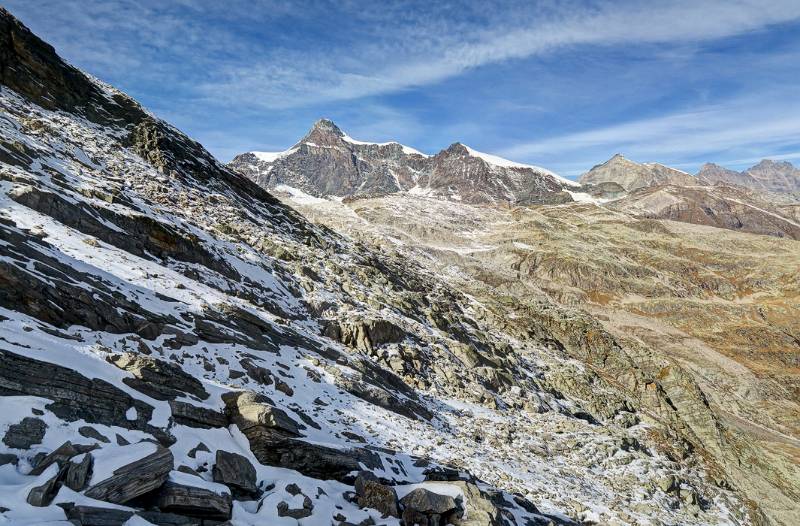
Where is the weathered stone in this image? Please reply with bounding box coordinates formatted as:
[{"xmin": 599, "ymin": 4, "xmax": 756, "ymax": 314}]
[
  {"xmin": 85, "ymin": 445, "xmax": 173, "ymax": 504},
  {"xmin": 355, "ymin": 471, "xmax": 399, "ymax": 518},
  {"xmin": 169, "ymin": 400, "xmax": 227, "ymax": 429},
  {"xmin": 2, "ymin": 416, "xmax": 46, "ymax": 449},
  {"xmin": 213, "ymin": 450, "xmax": 258, "ymax": 498},
  {"xmin": 26, "ymin": 472, "xmax": 61, "ymax": 507},
  {"xmin": 30, "ymin": 441, "xmax": 97, "ymax": 476},
  {"xmin": 400, "ymin": 488, "xmax": 460, "ymax": 526},
  {"xmin": 223, "ymin": 390, "xmax": 382, "ymax": 481},
  {"xmin": 79, "ymin": 425, "xmax": 111, "ymax": 443},
  {"xmin": 277, "ymin": 496, "xmax": 314, "ymax": 519},
  {"xmin": 108, "ymin": 352, "xmax": 208, "ymax": 401},
  {"xmin": 64, "ymin": 505, "xmax": 134, "ymax": 526},
  {"xmin": 0, "ymin": 351, "xmax": 164, "ymax": 441},
  {"xmin": 63, "ymin": 452, "xmax": 93, "ymax": 491},
  {"xmin": 156, "ymin": 481, "xmax": 232, "ymax": 520}
]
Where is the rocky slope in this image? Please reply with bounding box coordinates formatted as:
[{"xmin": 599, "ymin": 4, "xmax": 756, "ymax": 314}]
[
  {"xmin": 0, "ymin": 8, "xmax": 756, "ymax": 526},
  {"xmin": 278, "ymin": 193, "xmax": 800, "ymax": 526},
  {"xmin": 698, "ymin": 160, "xmax": 800, "ymax": 194},
  {"xmin": 229, "ymin": 120, "xmax": 580, "ymax": 204},
  {"xmin": 607, "ymin": 184, "xmax": 800, "ymax": 239},
  {"xmin": 579, "ymin": 154, "xmax": 697, "ymax": 191}
]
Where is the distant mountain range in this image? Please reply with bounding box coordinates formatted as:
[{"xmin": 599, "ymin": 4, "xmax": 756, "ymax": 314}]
[
  {"xmin": 698, "ymin": 159, "xmax": 800, "ymax": 193},
  {"xmin": 231, "ymin": 126, "xmax": 800, "ymax": 239},
  {"xmin": 229, "ymin": 119, "xmax": 580, "ymax": 205}
]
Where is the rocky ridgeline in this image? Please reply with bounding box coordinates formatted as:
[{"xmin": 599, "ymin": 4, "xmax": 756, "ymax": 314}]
[
  {"xmin": 576, "ymin": 154, "xmax": 800, "ymax": 239},
  {"xmin": 229, "ymin": 119, "xmax": 578, "ymax": 205},
  {"xmin": 0, "ymin": 7, "xmax": 763, "ymax": 526}
]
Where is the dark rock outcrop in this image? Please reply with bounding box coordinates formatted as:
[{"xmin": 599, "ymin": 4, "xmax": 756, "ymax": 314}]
[
  {"xmin": 213, "ymin": 450, "xmax": 258, "ymax": 499},
  {"xmin": 84, "ymin": 445, "xmax": 174, "ymax": 504},
  {"xmin": 108, "ymin": 352, "xmax": 209, "ymax": 401},
  {"xmin": 223, "ymin": 390, "xmax": 382, "ymax": 481},
  {"xmin": 0, "ymin": 350, "xmax": 166, "ymax": 441},
  {"xmin": 400, "ymin": 488, "xmax": 461, "ymax": 526},
  {"xmin": 2, "ymin": 416, "xmax": 46, "ymax": 449},
  {"xmin": 156, "ymin": 481, "xmax": 232, "ymax": 520}
]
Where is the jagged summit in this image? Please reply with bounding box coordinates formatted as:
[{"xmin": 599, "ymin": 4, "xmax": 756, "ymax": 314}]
[
  {"xmin": 311, "ymin": 117, "xmax": 342, "ymax": 133},
  {"xmin": 230, "ymin": 124, "xmax": 575, "ymax": 204}
]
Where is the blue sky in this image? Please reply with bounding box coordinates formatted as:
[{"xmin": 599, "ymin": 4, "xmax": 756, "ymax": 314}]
[{"xmin": 5, "ymin": 0, "xmax": 800, "ymax": 177}]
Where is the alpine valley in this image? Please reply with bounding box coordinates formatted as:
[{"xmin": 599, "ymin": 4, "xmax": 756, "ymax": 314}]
[{"xmin": 1, "ymin": 7, "xmax": 799, "ymax": 526}]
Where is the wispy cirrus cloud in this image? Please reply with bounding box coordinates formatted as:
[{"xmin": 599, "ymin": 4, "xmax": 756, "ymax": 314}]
[
  {"xmin": 196, "ymin": 0, "xmax": 800, "ymax": 109},
  {"xmin": 5, "ymin": 0, "xmax": 800, "ymax": 170},
  {"xmin": 499, "ymin": 89, "xmax": 800, "ymax": 175}
]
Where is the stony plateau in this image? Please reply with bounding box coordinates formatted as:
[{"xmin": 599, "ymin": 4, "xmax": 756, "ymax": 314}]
[{"xmin": 0, "ymin": 5, "xmax": 798, "ymax": 526}]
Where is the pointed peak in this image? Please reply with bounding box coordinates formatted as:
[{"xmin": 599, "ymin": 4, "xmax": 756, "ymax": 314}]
[
  {"xmin": 309, "ymin": 118, "xmax": 344, "ymax": 136},
  {"xmin": 444, "ymin": 142, "xmax": 470, "ymax": 154}
]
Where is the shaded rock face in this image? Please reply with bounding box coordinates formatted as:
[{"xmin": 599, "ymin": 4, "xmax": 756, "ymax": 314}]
[
  {"xmin": 2, "ymin": 416, "xmax": 46, "ymax": 449},
  {"xmin": 212, "ymin": 450, "xmax": 258, "ymax": 499},
  {"xmin": 579, "ymin": 154, "xmax": 697, "ymax": 191},
  {"xmin": 108, "ymin": 352, "xmax": 209, "ymax": 401},
  {"xmin": 156, "ymin": 481, "xmax": 232, "ymax": 520},
  {"xmin": 84, "ymin": 445, "xmax": 174, "ymax": 504},
  {"xmin": 400, "ymin": 488, "xmax": 461, "ymax": 526},
  {"xmin": 229, "ymin": 120, "xmax": 574, "ymax": 204}
]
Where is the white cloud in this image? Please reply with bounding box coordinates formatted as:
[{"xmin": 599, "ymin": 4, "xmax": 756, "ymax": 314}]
[
  {"xmin": 197, "ymin": 0, "xmax": 800, "ymax": 109},
  {"xmin": 498, "ymin": 89, "xmax": 800, "ymax": 174}
]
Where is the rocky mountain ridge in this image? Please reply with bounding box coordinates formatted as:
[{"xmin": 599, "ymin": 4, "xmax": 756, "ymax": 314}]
[
  {"xmin": 579, "ymin": 154, "xmax": 697, "ymax": 191},
  {"xmin": 229, "ymin": 119, "xmax": 581, "ymax": 205},
  {"xmin": 698, "ymin": 160, "xmax": 800, "ymax": 193},
  {"xmin": 0, "ymin": 8, "xmax": 758, "ymax": 526}
]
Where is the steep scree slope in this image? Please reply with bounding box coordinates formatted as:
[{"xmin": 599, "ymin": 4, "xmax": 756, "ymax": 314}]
[{"xmin": 0, "ymin": 8, "xmax": 755, "ymax": 526}]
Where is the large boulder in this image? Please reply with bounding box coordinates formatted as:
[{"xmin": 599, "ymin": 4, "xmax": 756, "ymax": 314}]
[
  {"xmin": 355, "ymin": 471, "xmax": 400, "ymax": 518},
  {"xmin": 212, "ymin": 450, "xmax": 258, "ymax": 498},
  {"xmin": 62, "ymin": 505, "xmax": 134, "ymax": 526},
  {"xmin": 400, "ymin": 488, "xmax": 461, "ymax": 526},
  {"xmin": 156, "ymin": 478, "xmax": 232, "ymax": 520},
  {"xmin": 322, "ymin": 318, "xmax": 406, "ymax": 353},
  {"xmin": 84, "ymin": 444, "xmax": 173, "ymax": 504},
  {"xmin": 2, "ymin": 416, "xmax": 47, "ymax": 449},
  {"xmin": 223, "ymin": 390, "xmax": 382, "ymax": 481}
]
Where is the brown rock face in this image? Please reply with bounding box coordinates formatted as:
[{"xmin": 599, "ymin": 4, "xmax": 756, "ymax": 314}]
[
  {"xmin": 579, "ymin": 154, "xmax": 698, "ymax": 191},
  {"xmin": 609, "ymin": 184, "xmax": 800, "ymax": 239}
]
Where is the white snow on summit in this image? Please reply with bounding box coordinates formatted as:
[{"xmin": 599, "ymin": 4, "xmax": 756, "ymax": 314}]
[{"xmin": 463, "ymin": 145, "xmax": 580, "ymax": 187}]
